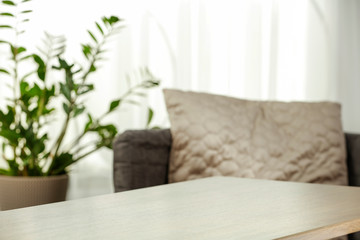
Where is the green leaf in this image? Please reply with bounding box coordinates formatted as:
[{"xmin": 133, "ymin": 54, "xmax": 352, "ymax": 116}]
[
  {"xmin": 49, "ymin": 153, "xmax": 74, "ymax": 175},
  {"xmin": 20, "ymin": 81, "xmax": 29, "ymax": 95},
  {"xmin": 102, "ymin": 16, "xmax": 121, "ymax": 26},
  {"xmin": 88, "ymin": 113, "xmax": 93, "ymax": 122},
  {"xmin": 73, "ymin": 106, "xmax": 85, "ymax": 117},
  {"xmin": 10, "ymin": 44, "xmax": 15, "ymax": 55},
  {"xmin": 2, "ymin": 0, "xmax": 16, "ymax": 6},
  {"xmin": 0, "ymin": 40, "xmax": 9, "ymax": 44},
  {"xmin": 147, "ymin": 107, "xmax": 154, "ymax": 126},
  {"xmin": 37, "ymin": 69, "xmax": 46, "ymax": 81},
  {"xmin": 95, "ymin": 124, "xmax": 117, "ymax": 139},
  {"xmin": 77, "ymin": 83, "xmax": 94, "ymax": 95},
  {"xmin": 32, "ymin": 54, "xmax": 44, "ymax": 65},
  {"xmin": 132, "ymin": 92, "xmax": 147, "ymax": 97},
  {"xmin": 46, "ymin": 85, "xmax": 56, "ymax": 99},
  {"xmin": 0, "ymin": 25, "xmax": 12, "ymax": 29},
  {"xmin": 32, "ymin": 54, "xmax": 46, "ymax": 81},
  {"xmin": 60, "ymin": 83, "xmax": 71, "ymax": 102},
  {"xmin": 89, "ymin": 64, "xmax": 96, "ymax": 73},
  {"xmin": 0, "ymin": 12, "xmax": 14, "ymax": 17},
  {"xmin": 141, "ymin": 79, "xmax": 160, "ymax": 88},
  {"xmin": 0, "ymin": 129, "xmax": 20, "ymax": 146},
  {"xmin": 101, "ymin": 16, "xmax": 123, "ymax": 26},
  {"xmin": 6, "ymin": 159, "xmax": 19, "ymax": 174},
  {"xmin": 81, "ymin": 44, "xmax": 92, "ymax": 59},
  {"xmin": 101, "ymin": 17, "xmax": 109, "ymax": 26},
  {"xmin": 72, "ymin": 67, "xmax": 81, "ymax": 75},
  {"xmin": 0, "ymin": 107, "xmax": 15, "ymax": 127},
  {"xmin": 31, "ymin": 137, "xmax": 46, "ymax": 155},
  {"xmin": 0, "ymin": 168, "xmax": 12, "ymax": 176},
  {"xmin": 124, "ymin": 100, "xmax": 140, "ymax": 106},
  {"xmin": 65, "ymin": 71, "xmax": 74, "ymax": 89},
  {"xmin": 0, "ymin": 68, "xmax": 10, "ymax": 75},
  {"xmin": 58, "ymin": 58, "xmax": 70, "ymax": 69},
  {"xmin": 87, "ymin": 30, "xmax": 97, "ymax": 43},
  {"xmin": 19, "ymin": 54, "xmax": 33, "ymax": 61},
  {"xmin": 62, "ymin": 103, "xmax": 70, "ymax": 114},
  {"xmin": 17, "ymin": 46, "xmax": 26, "ymax": 54},
  {"xmin": 28, "ymin": 83, "xmax": 41, "ymax": 97},
  {"xmin": 20, "ymin": 10, "xmax": 32, "ymax": 14},
  {"xmin": 109, "ymin": 99, "xmax": 121, "ymax": 112},
  {"xmin": 109, "ymin": 16, "xmax": 120, "ymax": 24},
  {"xmin": 9, "ymin": 46, "xmax": 27, "ymax": 56},
  {"xmin": 95, "ymin": 22, "xmax": 104, "ymax": 35},
  {"xmin": 84, "ymin": 114, "xmax": 93, "ymax": 132},
  {"xmin": 42, "ymin": 107, "xmax": 55, "ymax": 115},
  {"xmin": 94, "ymin": 124, "xmax": 118, "ymax": 149},
  {"xmin": 101, "ymin": 16, "xmax": 122, "ymax": 29},
  {"xmin": 53, "ymin": 44, "xmax": 66, "ymax": 56}
]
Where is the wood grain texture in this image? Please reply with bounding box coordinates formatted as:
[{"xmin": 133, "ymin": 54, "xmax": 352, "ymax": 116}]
[
  {"xmin": 276, "ymin": 218, "xmax": 360, "ymax": 240},
  {"xmin": 0, "ymin": 177, "xmax": 360, "ymax": 240}
]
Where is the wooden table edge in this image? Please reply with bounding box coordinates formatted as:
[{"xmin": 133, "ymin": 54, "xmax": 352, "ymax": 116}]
[{"xmin": 276, "ymin": 217, "xmax": 360, "ymax": 240}]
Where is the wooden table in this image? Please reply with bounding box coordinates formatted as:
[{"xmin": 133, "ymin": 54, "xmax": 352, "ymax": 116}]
[{"xmin": 1, "ymin": 177, "xmax": 360, "ymax": 240}]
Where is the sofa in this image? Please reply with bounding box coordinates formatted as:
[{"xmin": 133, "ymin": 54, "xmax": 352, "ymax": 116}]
[
  {"xmin": 113, "ymin": 128, "xmax": 360, "ymax": 239},
  {"xmin": 113, "ymin": 129, "xmax": 360, "ymax": 192}
]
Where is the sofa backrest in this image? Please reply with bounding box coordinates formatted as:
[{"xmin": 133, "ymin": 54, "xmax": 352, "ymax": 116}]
[{"xmin": 113, "ymin": 129, "xmax": 360, "ymax": 192}]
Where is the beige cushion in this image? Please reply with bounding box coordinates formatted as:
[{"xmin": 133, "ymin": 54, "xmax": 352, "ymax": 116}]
[{"xmin": 163, "ymin": 89, "xmax": 348, "ymax": 185}]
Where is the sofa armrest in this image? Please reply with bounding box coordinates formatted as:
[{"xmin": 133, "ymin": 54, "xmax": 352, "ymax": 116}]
[
  {"xmin": 346, "ymin": 133, "xmax": 360, "ymax": 239},
  {"xmin": 113, "ymin": 129, "xmax": 172, "ymax": 192},
  {"xmin": 345, "ymin": 132, "xmax": 360, "ymax": 187}
]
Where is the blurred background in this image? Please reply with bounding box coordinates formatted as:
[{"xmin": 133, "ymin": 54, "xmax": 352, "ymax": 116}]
[{"xmin": 0, "ymin": 0, "xmax": 359, "ymax": 199}]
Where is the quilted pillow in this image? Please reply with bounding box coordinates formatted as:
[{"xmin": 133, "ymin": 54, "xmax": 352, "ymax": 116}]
[{"xmin": 163, "ymin": 89, "xmax": 348, "ymax": 185}]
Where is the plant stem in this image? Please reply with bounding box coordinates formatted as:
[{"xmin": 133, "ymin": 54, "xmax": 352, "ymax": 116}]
[
  {"xmin": 55, "ymin": 114, "xmax": 70, "ymax": 155},
  {"xmin": 60, "ymin": 29, "xmax": 118, "ymax": 154},
  {"xmin": 47, "ymin": 113, "xmax": 70, "ymax": 175},
  {"xmin": 71, "ymin": 141, "xmax": 99, "ymax": 155},
  {"xmin": 47, "ymin": 25, "xmax": 119, "ymax": 175},
  {"xmin": 97, "ymin": 82, "xmax": 143, "ymax": 120},
  {"xmin": 63, "ymin": 82, "xmax": 142, "ymax": 153},
  {"xmin": 73, "ymin": 145, "xmax": 103, "ymax": 163},
  {"xmin": 82, "ymin": 38, "xmax": 105, "ymax": 82}
]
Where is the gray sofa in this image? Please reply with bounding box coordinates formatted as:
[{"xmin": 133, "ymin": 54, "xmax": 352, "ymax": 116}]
[{"xmin": 113, "ymin": 129, "xmax": 360, "ymax": 192}]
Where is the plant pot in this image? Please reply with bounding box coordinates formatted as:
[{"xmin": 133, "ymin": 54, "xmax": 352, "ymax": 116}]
[{"xmin": 0, "ymin": 174, "xmax": 68, "ymax": 211}]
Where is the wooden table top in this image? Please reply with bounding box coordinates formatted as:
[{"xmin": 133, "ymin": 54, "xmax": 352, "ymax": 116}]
[{"xmin": 1, "ymin": 177, "xmax": 360, "ymax": 240}]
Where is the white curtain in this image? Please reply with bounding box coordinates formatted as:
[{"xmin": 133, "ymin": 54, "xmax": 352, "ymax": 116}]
[
  {"xmin": 0, "ymin": 0, "xmax": 359, "ymax": 199},
  {"xmin": 147, "ymin": 0, "xmax": 360, "ymax": 131}
]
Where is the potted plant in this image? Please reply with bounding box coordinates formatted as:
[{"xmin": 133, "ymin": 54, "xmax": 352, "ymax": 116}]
[{"xmin": 0, "ymin": 0, "xmax": 159, "ymax": 210}]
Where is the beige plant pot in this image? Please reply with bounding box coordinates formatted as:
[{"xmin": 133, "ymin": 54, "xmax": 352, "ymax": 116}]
[{"xmin": 0, "ymin": 174, "xmax": 68, "ymax": 211}]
